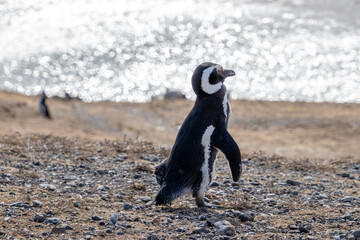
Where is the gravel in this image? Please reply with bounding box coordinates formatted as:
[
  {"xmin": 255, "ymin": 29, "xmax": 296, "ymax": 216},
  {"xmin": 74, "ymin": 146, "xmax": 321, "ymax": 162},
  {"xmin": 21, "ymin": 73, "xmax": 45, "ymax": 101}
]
[{"xmin": 0, "ymin": 134, "xmax": 359, "ymax": 239}]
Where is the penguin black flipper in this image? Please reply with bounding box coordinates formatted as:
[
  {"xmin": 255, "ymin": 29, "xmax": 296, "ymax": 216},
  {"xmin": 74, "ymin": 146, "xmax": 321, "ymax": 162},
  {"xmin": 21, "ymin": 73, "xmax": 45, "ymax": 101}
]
[{"xmin": 212, "ymin": 123, "xmax": 242, "ymax": 182}]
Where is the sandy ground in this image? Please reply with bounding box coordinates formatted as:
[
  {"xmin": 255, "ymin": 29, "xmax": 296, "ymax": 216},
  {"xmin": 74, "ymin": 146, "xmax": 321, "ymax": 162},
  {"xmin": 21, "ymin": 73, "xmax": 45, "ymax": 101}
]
[
  {"xmin": 0, "ymin": 91, "xmax": 360, "ymax": 239},
  {"xmin": 0, "ymin": 90, "xmax": 359, "ymax": 160}
]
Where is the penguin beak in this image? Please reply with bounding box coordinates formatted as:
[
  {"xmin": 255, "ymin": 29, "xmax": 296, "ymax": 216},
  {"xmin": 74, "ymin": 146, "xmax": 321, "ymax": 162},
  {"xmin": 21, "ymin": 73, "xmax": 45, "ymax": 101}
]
[{"xmin": 221, "ymin": 69, "xmax": 236, "ymax": 79}]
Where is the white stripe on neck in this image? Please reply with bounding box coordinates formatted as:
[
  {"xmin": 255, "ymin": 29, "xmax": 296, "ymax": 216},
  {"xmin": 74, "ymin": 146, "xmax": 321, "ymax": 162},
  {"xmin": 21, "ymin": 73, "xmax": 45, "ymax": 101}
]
[{"xmin": 201, "ymin": 66, "xmax": 222, "ymax": 94}]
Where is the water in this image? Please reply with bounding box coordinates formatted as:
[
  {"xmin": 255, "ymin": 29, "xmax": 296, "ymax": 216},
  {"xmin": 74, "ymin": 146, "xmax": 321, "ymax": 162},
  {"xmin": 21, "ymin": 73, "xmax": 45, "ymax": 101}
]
[{"xmin": 0, "ymin": 0, "xmax": 360, "ymax": 103}]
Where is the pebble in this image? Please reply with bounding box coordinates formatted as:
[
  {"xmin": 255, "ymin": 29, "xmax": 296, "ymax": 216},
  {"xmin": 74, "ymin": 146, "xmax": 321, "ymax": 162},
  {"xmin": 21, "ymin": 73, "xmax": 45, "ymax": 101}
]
[
  {"xmin": 110, "ymin": 213, "xmax": 118, "ymax": 224},
  {"xmin": 299, "ymin": 226, "xmax": 309, "ymax": 233},
  {"xmin": 51, "ymin": 227, "xmax": 66, "ymax": 234},
  {"xmin": 140, "ymin": 196, "xmax": 152, "ymax": 203},
  {"xmin": 106, "ymin": 228, "xmax": 112, "ymax": 233},
  {"xmin": 34, "ymin": 213, "xmax": 47, "ymax": 223},
  {"xmin": 147, "ymin": 234, "xmax": 160, "ymax": 240},
  {"xmin": 286, "ymin": 179, "xmax": 301, "ymax": 186},
  {"xmin": 233, "ymin": 211, "xmax": 255, "ymax": 222},
  {"xmin": 141, "ymin": 155, "xmax": 159, "ymax": 162},
  {"xmin": 214, "ymin": 220, "xmax": 236, "ymax": 236},
  {"xmin": 124, "ymin": 203, "xmax": 133, "ymax": 210},
  {"xmin": 193, "ymin": 227, "xmax": 210, "ymax": 234},
  {"xmin": 44, "ymin": 218, "xmax": 60, "ymax": 224},
  {"xmin": 92, "ymin": 215, "xmax": 103, "ymax": 221},
  {"xmin": 74, "ymin": 202, "xmax": 80, "ymax": 208},
  {"xmin": 32, "ymin": 200, "xmax": 43, "ymax": 208}
]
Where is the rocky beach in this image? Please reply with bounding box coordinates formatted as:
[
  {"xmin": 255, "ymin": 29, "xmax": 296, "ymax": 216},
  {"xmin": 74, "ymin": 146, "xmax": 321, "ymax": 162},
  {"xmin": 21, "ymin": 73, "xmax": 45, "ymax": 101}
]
[{"xmin": 0, "ymin": 91, "xmax": 359, "ymax": 239}]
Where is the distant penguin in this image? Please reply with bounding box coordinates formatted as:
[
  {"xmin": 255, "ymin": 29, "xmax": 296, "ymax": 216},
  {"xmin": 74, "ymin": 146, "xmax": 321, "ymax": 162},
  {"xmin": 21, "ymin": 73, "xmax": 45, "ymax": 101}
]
[
  {"xmin": 155, "ymin": 62, "xmax": 242, "ymax": 207},
  {"xmin": 39, "ymin": 91, "xmax": 51, "ymax": 119}
]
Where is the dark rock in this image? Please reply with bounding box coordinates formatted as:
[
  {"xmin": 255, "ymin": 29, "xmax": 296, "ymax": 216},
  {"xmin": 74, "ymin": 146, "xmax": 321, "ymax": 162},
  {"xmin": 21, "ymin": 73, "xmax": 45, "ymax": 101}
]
[
  {"xmin": 74, "ymin": 202, "xmax": 80, "ymax": 208},
  {"xmin": 286, "ymin": 179, "xmax": 301, "ymax": 186},
  {"xmin": 106, "ymin": 229, "xmax": 112, "ymax": 234},
  {"xmin": 33, "ymin": 200, "xmax": 43, "ymax": 208},
  {"xmin": 214, "ymin": 220, "xmax": 235, "ymax": 236},
  {"xmin": 34, "ymin": 213, "xmax": 47, "ymax": 223},
  {"xmin": 0, "ymin": 230, "xmax": 5, "ymax": 236},
  {"xmin": 341, "ymin": 173, "xmax": 350, "ymax": 178},
  {"xmin": 133, "ymin": 174, "xmax": 142, "ymax": 179},
  {"xmin": 117, "ymin": 232, "xmax": 124, "ymax": 235},
  {"xmin": 147, "ymin": 234, "xmax": 159, "ymax": 240},
  {"xmin": 210, "ymin": 181, "xmax": 219, "ymax": 187},
  {"xmin": 46, "ymin": 211, "xmax": 53, "ymax": 217},
  {"xmin": 99, "ymin": 221, "xmax": 106, "ymax": 226},
  {"xmin": 299, "ymin": 226, "xmax": 309, "ymax": 233},
  {"xmin": 97, "ymin": 169, "xmax": 108, "ymax": 175},
  {"xmin": 92, "ymin": 215, "xmax": 103, "ymax": 221},
  {"xmin": 124, "ymin": 203, "xmax": 133, "ymax": 210},
  {"xmin": 51, "ymin": 227, "xmax": 66, "ymax": 234},
  {"xmin": 233, "ymin": 211, "xmax": 255, "ymax": 221},
  {"xmin": 206, "ymin": 218, "xmax": 219, "ymax": 227},
  {"xmin": 44, "ymin": 218, "xmax": 60, "ymax": 224},
  {"xmin": 199, "ymin": 215, "xmax": 206, "ymax": 221},
  {"xmin": 193, "ymin": 227, "xmax": 210, "ymax": 234}
]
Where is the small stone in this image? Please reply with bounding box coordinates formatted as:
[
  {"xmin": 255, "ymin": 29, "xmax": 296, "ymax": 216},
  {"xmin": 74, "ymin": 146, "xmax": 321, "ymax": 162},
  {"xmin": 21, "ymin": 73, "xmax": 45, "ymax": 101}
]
[
  {"xmin": 133, "ymin": 174, "xmax": 142, "ymax": 179},
  {"xmin": 214, "ymin": 220, "xmax": 235, "ymax": 236},
  {"xmin": 193, "ymin": 227, "xmax": 210, "ymax": 234},
  {"xmin": 51, "ymin": 227, "xmax": 66, "ymax": 234},
  {"xmin": 140, "ymin": 196, "xmax": 152, "ymax": 203},
  {"xmin": 74, "ymin": 202, "xmax": 80, "ymax": 208},
  {"xmin": 92, "ymin": 215, "xmax": 103, "ymax": 221},
  {"xmin": 206, "ymin": 218, "xmax": 219, "ymax": 227},
  {"xmin": 39, "ymin": 183, "xmax": 56, "ymax": 191},
  {"xmin": 44, "ymin": 218, "xmax": 60, "ymax": 225},
  {"xmin": 341, "ymin": 173, "xmax": 350, "ymax": 178},
  {"xmin": 342, "ymin": 213, "xmax": 353, "ymax": 221},
  {"xmin": 151, "ymin": 216, "xmax": 161, "ymax": 225},
  {"xmin": 141, "ymin": 155, "xmax": 159, "ymax": 162},
  {"xmin": 42, "ymin": 232, "xmax": 48, "ymax": 237},
  {"xmin": 34, "ymin": 213, "xmax": 47, "ymax": 223},
  {"xmin": 60, "ymin": 224, "xmax": 73, "ymax": 230},
  {"xmin": 210, "ymin": 182, "xmax": 219, "ymax": 187},
  {"xmin": 84, "ymin": 235, "xmax": 91, "ymax": 240},
  {"xmin": 334, "ymin": 236, "xmax": 340, "ymax": 240},
  {"xmin": 233, "ymin": 211, "xmax": 255, "ymax": 221},
  {"xmin": 117, "ymin": 232, "xmax": 124, "ymax": 235},
  {"xmin": 105, "ymin": 229, "xmax": 112, "ymax": 234},
  {"xmin": 110, "ymin": 213, "xmax": 118, "ymax": 224},
  {"xmin": 32, "ymin": 200, "xmax": 43, "ymax": 208},
  {"xmin": 97, "ymin": 169, "xmax": 108, "ymax": 175},
  {"xmin": 288, "ymin": 224, "xmax": 298, "ymax": 230},
  {"xmin": 99, "ymin": 221, "xmax": 106, "ymax": 226},
  {"xmin": 123, "ymin": 203, "xmax": 133, "ymax": 210},
  {"xmin": 147, "ymin": 234, "xmax": 160, "ymax": 240},
  {"xmin": 0, "ymin": 230, "xmax": 5, "ymax": 236},
  {"xmin": 286, "ymin": 179, "xmax": 301, "ymax": 186},
  {"xmin": 299, "ymin": 226, "xmax": 309, "ymax": 233},
  {"xmin": 199, "ymin": 215, "xmax": 207, "ymax": 221}
]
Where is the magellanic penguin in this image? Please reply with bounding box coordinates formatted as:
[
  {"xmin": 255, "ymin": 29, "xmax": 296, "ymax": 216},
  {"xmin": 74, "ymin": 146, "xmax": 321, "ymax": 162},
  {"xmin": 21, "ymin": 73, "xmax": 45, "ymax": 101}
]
[
  {"xmin": 39, "ymin": 91, "xmax": 52, "ymax": 119},
  {"xmin": 155, "ymin": 62, "xmax": 242, "ymax": 207}
]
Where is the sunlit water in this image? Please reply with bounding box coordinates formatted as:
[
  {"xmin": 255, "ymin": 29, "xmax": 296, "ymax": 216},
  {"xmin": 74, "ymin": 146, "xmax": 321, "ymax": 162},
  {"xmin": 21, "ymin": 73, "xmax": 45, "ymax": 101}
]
[{"xmin": 0, "ymin": 0, "xmax": 360, "ymax": 102}]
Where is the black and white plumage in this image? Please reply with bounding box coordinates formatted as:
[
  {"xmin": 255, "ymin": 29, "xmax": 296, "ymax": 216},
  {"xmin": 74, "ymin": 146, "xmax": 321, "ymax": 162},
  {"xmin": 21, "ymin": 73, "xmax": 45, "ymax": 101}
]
[
  {"xmin": 38, "ymin": 92, "xmax": 51, "ymax": 119},
  {"xmin": 155, "ymin": 62, "xmax": 242, "ymax": 207}
]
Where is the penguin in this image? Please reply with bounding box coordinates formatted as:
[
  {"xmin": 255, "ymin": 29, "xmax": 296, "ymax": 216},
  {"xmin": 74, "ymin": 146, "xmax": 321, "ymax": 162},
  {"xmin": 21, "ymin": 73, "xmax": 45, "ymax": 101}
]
[
  {"xmin": 38, "ymin": 91, "xmax": 52, "ymax": 119},
  {"xmin": 155, "ymin": 62, "xmax": 242, "ymax": 207}
]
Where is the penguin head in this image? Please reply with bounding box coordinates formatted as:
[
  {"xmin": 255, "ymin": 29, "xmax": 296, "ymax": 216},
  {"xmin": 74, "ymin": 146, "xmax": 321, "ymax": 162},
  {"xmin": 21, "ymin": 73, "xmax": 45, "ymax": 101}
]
[{"xmin": 191, "ymin": 62, "xmax": 235, "ymax": 96}]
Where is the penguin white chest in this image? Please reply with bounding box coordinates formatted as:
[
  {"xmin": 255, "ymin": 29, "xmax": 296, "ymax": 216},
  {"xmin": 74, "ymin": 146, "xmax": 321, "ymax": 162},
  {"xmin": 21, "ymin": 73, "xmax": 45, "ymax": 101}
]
[{"xmin": 199, "ymin": 125, "xmax": 215, "ymax": 196}]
